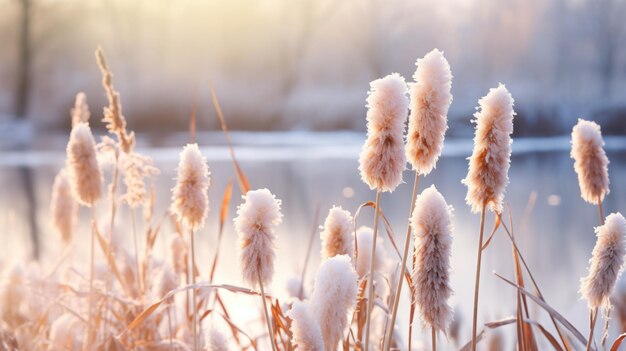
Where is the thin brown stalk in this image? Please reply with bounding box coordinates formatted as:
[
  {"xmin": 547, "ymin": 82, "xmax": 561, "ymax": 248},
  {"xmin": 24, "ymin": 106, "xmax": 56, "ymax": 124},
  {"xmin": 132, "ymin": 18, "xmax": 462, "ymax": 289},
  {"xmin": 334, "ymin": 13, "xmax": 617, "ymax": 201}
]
[
  {"xmin": 104, "ymin": 152, "xmax": 120, "ymax": 338},
  {"xmin": 598, "ymin": 200, "xmax": 605, "ymax": 225},
  {"xmin": 587, "ymin": 308, "xmax": 599, "ymax": 351},
  {"xmin": 384, "ymin": 173, "xmax": 419, "ymax": 351},
  {"xmin": 498, "ymin": 214, "xmax": 571, "ymax": 351},
  {"xmin": 258, "ymin": 269, "xmax": 278, "ymax": 351},
  {"xmin": 299, "ymin": 203, "xmax": 320, "ymax": 300},
  {"xmin": 190, "ymin": 228, "xmax": 198, "ymax": 351},
  {"xmin": 432, "ymin": 326, "xmax": 436, "ymax": 351},
  {"xmin": 87, "ymin": 206, "xmax": 97, "ymax": 347},
  {"xmin": 167, "ymin": 305, "xmax": 173, "ymax": 351},
  {"xmin": 131, "ymin": 210, "xmax": 143, "ymax": 304},
  {"xmin": 471, "ymin": 203, "xmax": 487, "ymax": 351},
  {"xmin": 364, "ymin": 190, "xmax": 382, "ymax": 351}
]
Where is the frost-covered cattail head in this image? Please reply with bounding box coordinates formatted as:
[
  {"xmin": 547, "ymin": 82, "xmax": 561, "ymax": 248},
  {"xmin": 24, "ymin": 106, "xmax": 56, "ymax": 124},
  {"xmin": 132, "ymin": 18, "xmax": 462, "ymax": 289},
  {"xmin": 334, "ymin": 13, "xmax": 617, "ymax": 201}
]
[
  {"xmin": 355, "ymin": 226, "xmax": 388, "ymax": 278},
  {"xmin": 406, "ymin": 49, "xmax": 453, "ymax": 175},
  {"xmin": 580, "ymin": 213, "xmax": 626, "ymax": 309},
  {"xmin": 66, "ymin": 122, "xmax": 103, "ymax": 206},
  {"xmin": 411, "ymin": 185, "xmax": 454, "ymax": 331},
  {"xmin": 462, "ymin": 84, "xmax": 514, "ymax": 213},
  {"xmin": 235, "ymin": 188, "xmax": 283, "ymax": 287},
  {"xmin": 71, "ymin": 92, "xmax": 90, "ymax": 127},
  {"xmin": 205, "ymin": 325, "xmax": 230, "ymax": 351},
  {"xmin": 320, "ymin": 206, "xmax": 354, "ymax": 261},
  {"xmin": 310, "ymin": 255, "xmax": 358, "ymax": 351},
  {"xmin": 286, "ymin": 301, "xmax": 324, "ymax": 351},
  {"xmin": 359, "ymin": 73, "xmax": 409, "ymax": 192},
  {"xmin": 50, "ymin": 169, "xmax": 78, "ymax": 244},
  {"xmin": 171, "ymin": 143, "xmax": 210, "ymax": 230},
  {"xmin": 169, "ymin": 234, "xmax": 187, "ymax": 276},
  {"xmin": 571, "ymin": 119, "xmax": 610, "ymax": 204}
]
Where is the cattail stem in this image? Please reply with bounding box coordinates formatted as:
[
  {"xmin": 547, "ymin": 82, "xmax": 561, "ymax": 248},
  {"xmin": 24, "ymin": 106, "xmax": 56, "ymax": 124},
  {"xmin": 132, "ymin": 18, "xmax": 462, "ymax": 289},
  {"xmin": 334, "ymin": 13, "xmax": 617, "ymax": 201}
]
[
  {"xmin": 104, "ymin": 153, "xmax": 120, "ymax": 338},
  {"xmin": 586, "ymin": 307, "xmax": 599, "ymax": 351},
  {"xmin": 87, "ymin": 206, "xmax": 97, "ymax": 346},
  {"xmin": 258, "ymin": 268, "xmax": 278, "ymax": 351},
  {"xmin": 364, "ymin": 190, "xmax": 382, "ymax": 351},
  {"xmin": 167, "ymin": 305, "xmax": 173, "ymax": 351},
  {"xmin": 432, "ymin": 326, "xmax": 436, "ymax": 351},
  {"xmin": 190, "ymin": 228, "xmax": 198, "ymax": 351},
  {"xmin": 131, "ymin": 209, "xmax": 143, "ymax": 304},
  {"xmin": 383, "ymin": 173, "xmax": 419, "ymax": 351},
  {"xmin": 471, "ymin": 203, "xmax": 487, "ymax": 351},
  {"xmin": 598, "ymin": 200, "xmax": 605, "ymax": 225}
]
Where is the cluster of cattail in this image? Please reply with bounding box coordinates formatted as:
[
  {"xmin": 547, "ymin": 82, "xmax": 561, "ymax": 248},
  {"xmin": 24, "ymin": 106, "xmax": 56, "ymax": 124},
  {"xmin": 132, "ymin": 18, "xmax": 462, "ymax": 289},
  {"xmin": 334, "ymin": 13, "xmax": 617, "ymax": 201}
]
[{"xmin": 3, "ymin": 45, "xmax": 626, "ymax": 351}]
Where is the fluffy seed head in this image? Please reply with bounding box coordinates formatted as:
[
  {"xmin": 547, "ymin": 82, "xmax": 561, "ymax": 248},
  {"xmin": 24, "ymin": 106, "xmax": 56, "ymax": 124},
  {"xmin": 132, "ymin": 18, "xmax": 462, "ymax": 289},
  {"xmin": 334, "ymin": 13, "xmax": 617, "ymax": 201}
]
[
  {"xmin": 309, "ymin": 255, "xmax": 358, "ymax": 351},
  {"xmin": 286, "ymin": 301, "xmax": 324, "ymax": 351},
  {"xmin": 571, "ymin": 119, "xmax": 610, "ymax": 204},
  {"xmin": 462, "ymin": 84, "xmax": 514, "ymax": 213},
  {"xmin": 359, "ymin": 73, "xmax": 409, "ymax": 192},
  {"xmin": 205, "ymin": 326, "xmax": 230, "ymax": 351},
  {"xmin": 406, "ymin": 49, "xmax": 453, "ymax": 175},
  {"xmin": 169, "ymin": 234, "xmax": 187, "ymax": 276},
  {"xmin": 66, "ymin": 122, "xmax": 103, "ymax": 206},
  {"xmin": 171, "ymin": 143, "xmax": 210, "ymax": 230},
  {"xmin": 71, "ymin": 92, "xmax": 90, "ymax": 127},
  {"xmin": 320, "ymin": 206, "xmax": 354, "ymax": 261},
  {"xmin": 235, "ymin": 188, "xmax": 283, "ymax": 287},
  {"xmin": 411, "ymin": 185, "xmax": 454, "ymax": 331},
  {"xmin": 50, "ymin": 169, "xmax": 78, "ymax": 244},
  {"xmin": 580, "ymin": 213, "xmax": 626, "ymax": 309}
]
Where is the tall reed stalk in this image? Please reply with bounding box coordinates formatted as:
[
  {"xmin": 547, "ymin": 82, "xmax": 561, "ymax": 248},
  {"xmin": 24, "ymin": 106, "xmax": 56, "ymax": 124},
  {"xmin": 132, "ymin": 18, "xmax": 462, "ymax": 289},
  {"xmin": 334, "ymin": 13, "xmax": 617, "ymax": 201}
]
[
  {"xmin": 383, "ymin": 174, "xmax": 418, "ymax": 350},
  {"xmin": 364, "ymin": 191, "xmax": 381, "ymax": 351},
  {"xmin": 471, "ymin": 204, "xmax": 487, "ymax": 351},
  {"xmin": 190, "ymin": 228, "xmax": 198, "ymax": 351},
  {"xmin": 258, "ymin": 268, "xmax": 277, "ymax": 351}
]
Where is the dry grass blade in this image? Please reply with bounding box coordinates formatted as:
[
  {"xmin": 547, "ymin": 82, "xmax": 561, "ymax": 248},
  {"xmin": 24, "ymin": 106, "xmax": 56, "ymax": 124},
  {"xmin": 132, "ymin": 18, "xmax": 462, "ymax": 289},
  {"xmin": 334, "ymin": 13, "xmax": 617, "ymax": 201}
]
[
  {"xmin": 94, "ymin": 224, "xmax": 131, "ymax": 298},
  {"xmin": 354, "ymin": 201, "xmax": 404, "ymax": 269},
  {"xmin": 189, "ymin": 84, "xmax": 198, "ymax": 144},
  {"xmin": 120, "ymin": 283, "xmax": 264, "ymax": 337},
  {"xmin": 523, "ymin": 319, "xmax": 565, "ymax": 351},
  {"xmin": 460, "ymin": 317, "xmax": 517, "ymax": 351},
  {"xmin": 210, "ymin": 178, "xmax": 234, "ymax": 281},
  {"xmin": 481, "ymin": 215, "xmax": 501, "ymax": 251},
  {"xmin": 609, "ymin": 333, "xmax": 626, "ymax": 351},
  {"xmin": 208, "ymin": 80, "xmax": 251, "ymax": 194},
  {"xmin": 493, "ymin": 272, "xmax": 592, "ymax": 349}
]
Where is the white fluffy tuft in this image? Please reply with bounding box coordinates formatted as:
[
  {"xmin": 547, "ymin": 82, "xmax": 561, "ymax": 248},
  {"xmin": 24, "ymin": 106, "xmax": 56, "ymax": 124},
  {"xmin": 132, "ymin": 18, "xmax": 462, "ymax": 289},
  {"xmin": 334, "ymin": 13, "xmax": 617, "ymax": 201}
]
[
  {"xmin": 406, "ymin": 49, "xmax": 453, "ymax": 175},
  {"xmin": 235, "ymin": 188, "xmax": 283, "ymax": 287},
  {"xmin": 286, "ymin": 301, "xmax": 324, "ymax": 351}
]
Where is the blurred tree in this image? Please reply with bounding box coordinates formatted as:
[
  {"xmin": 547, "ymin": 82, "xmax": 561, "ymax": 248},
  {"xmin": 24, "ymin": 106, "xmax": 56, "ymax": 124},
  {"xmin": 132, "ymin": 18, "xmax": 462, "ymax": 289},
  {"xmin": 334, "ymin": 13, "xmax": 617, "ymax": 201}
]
[{"xmin": 14, "ymin": 0, "xmax": 39, "ymax": 259}]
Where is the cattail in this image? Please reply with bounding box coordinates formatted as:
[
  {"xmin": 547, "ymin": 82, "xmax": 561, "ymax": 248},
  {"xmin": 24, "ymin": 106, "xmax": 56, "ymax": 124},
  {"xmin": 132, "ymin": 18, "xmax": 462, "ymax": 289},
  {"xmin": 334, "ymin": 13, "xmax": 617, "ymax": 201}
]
[
  {"xmin": 571, "ymin": 119, "xmax": 610, "ymax": 204},
  {"xmin": 310, "ymin": 255, "xmax": 358, "ymax": 351},
  {"xmin": 462, "ymin": 84, "xmax": 515, "ymax": 213},
  {"xmin": 66, "ymin": 122, "xmax": 103, "ymax": 206},
  {"xmin": 286, "ymin": 301, "xmax": 324, "ymax": 351},
  {"xmin": 320, "ymin": 206, "xmax": 354, "ymax": 260},
  {"xmin": 235, "ymin": 188, "xmax": 283, "ymax": 287},
  {"xmin": 359, "ymin": 73, "xmax": 409, "ymax": 192},
  {"xmin": 169, "ymin": 235, "xmax": 187, "ymax": 276},
  {"xmin": 171, "ymin": 143, "xmax": 210, "ymax": 231},
  {"xmin": 355, "ymin": 226, "xmax": 387, "ymax": 278},
  {"xmin": 205, "ymin": 326, "xmax": 230, "ymax": 351},
  {"xmin": 411, "ymin": 185, "xmax": 454, "ymax": 331},
  {"xmin": 71, "ymin": 92, "xmax": 90, "ymax": 127},
  {"xmin": 406, "ymin": 49, "xmax": 453, "ymax": 175},
  {"xmin": 581, "ymin": 213, "xmax": 626, "ymax": 309},
  {"xmin": 50, "ymin": 169, "xmax": 78, "ymax": 244}
]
